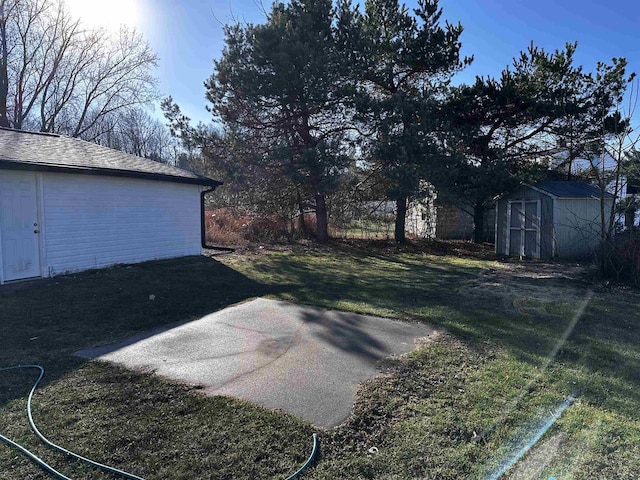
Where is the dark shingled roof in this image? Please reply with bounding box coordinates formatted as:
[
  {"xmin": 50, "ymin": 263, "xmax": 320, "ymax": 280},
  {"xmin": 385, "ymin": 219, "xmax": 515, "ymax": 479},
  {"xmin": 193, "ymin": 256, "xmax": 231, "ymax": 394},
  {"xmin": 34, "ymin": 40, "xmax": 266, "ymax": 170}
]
[
  {"xmin": 533, "ymin": 181, "xmax": 615, "ymax": 199},
  {"xmin": 0, "ymin": 127, "xmax": 221, "ymax": 187}
]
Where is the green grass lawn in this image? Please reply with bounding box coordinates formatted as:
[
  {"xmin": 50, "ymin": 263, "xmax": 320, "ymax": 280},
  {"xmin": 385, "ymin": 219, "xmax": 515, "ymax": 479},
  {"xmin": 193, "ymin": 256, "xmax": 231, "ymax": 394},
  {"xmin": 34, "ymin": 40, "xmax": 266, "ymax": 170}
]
[{"xmin": 1, "ymin": 242, "xmax": 639, "ymax": 479}]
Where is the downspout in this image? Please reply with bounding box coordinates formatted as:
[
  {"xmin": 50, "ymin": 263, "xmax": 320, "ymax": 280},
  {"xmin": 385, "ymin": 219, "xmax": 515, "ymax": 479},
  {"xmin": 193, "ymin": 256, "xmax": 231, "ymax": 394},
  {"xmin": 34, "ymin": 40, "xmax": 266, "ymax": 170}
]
[{"xmin": 201, "ymin": 186, "xmax": 235, "ymax": 252}]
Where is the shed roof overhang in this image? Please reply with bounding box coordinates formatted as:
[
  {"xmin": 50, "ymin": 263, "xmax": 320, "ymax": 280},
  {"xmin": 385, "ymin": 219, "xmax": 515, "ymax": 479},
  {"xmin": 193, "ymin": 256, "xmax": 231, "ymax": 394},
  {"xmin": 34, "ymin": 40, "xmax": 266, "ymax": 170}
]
[{"xmin": 494, "ymin": 182, "xmax": 615, "ymax": 202}]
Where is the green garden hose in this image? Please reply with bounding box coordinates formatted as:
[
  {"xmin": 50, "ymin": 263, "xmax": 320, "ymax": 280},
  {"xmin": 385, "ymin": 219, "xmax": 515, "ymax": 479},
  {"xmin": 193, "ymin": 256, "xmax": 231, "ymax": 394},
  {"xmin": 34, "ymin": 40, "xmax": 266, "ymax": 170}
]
[
  {"xmin": 284, "ymin": 433, "xmax": 318, "ymax": 480},
  {"xmin": 0, "ymin": 421, "xmax": 72, "ymax": 480},
  {"xmin": 0, "ymin": 365, "xmax": 318, "ymax": 479},
  {"xmin": 0, "ymin": 365, "xmax": 145, "ymax": 479}
]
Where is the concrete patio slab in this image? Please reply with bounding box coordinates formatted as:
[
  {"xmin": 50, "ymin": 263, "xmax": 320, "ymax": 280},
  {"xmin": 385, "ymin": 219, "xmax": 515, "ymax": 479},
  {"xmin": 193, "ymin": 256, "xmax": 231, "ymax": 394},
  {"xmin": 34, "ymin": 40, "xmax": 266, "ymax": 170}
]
[{"xmin": 76, "ymin": 298, "xmax": 433, "ymax": 428}]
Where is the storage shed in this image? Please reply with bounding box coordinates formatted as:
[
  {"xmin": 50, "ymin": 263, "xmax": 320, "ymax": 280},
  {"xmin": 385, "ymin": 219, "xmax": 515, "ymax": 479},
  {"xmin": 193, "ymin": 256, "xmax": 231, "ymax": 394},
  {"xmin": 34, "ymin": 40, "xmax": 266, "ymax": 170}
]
[
  {"xmin": 495, "ymin": 181, "xmax": 614, "ymax": 260},
  {"xmin": 0, "ymin": 127, "xmax": 221, "ymax": 284}
]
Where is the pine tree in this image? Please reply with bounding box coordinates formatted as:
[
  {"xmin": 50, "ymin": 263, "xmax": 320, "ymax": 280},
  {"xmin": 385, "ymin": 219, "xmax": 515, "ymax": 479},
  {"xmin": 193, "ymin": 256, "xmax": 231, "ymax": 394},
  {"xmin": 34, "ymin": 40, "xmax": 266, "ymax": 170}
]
[
  {"xmin": 352, "ymin": 0, "xmax": 469, "ymax": 242},
  {"xmin": 438, "ymin": 43, "xmax": 588, "ymax": 243},
  {"xmin": 206, "ymin": 0, "xmax": 356, "ymax": 243}
]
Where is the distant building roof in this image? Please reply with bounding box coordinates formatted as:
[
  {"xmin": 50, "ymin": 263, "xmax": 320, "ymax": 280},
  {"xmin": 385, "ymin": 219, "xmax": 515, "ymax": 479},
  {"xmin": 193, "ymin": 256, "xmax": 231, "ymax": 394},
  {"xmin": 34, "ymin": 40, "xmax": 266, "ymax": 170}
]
[
  {"xmin": 0, "ymin": 127, "xmax": 221, "ymax": 187},
  {"xmin": 533, "ymin": 181, "xmax": 614, "ymax": 199}
]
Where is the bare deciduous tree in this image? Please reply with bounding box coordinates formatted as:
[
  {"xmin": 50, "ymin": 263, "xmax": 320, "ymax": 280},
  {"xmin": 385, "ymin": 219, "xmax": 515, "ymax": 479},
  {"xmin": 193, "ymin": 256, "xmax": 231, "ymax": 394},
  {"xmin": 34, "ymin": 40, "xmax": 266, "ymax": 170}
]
[
  {"xmin": 0, "ymin": 0, "xmax": 20, "ymax": 127},
  {"xmin": 0, "ymin": 0, "xmax": 158, "ymax": 136},
  {"xmin": 82, "ymin": 107, "xmax": 180, "ymax": 164}
]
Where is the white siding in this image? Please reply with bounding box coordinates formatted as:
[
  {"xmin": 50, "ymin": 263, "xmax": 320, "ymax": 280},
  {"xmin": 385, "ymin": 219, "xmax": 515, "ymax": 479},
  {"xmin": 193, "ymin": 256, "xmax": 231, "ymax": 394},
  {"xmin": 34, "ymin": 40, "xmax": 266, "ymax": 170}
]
[
  {"xmin": 41, "ymin": 173, "xmax": 202, "ymax": 276},
  {"xmin": 554, "ymin": 198, "xmax": 613, "ymax": 259},
  {"xmin": 406, "ymin": 198, "xmax": 436, "ymax": 238}
]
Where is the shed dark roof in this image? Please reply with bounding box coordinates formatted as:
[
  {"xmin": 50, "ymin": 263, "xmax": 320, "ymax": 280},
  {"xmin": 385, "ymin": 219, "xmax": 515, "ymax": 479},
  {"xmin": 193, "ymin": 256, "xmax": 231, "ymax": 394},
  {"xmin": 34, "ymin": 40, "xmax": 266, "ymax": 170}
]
[
  {"xmin": 533, "ymin": 181, "xmax": 614, "ymax": 199},
  {"xmin": 0, "ymin": 127, "xmax": 221, "ymax": 187}
]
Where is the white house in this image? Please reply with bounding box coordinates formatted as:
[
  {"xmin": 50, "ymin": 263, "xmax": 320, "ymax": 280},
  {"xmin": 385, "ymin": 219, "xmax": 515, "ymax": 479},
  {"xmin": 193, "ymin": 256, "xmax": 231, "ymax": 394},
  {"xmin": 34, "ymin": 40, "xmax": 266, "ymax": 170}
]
[{"xmin": 0, "ymin": 127, "xmax": 221, "ymax": 284}]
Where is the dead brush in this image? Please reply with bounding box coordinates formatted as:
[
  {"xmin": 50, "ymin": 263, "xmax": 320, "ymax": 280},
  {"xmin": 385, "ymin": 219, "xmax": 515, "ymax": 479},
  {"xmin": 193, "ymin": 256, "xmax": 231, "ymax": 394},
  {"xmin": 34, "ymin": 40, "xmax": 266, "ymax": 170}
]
[{"xmin": 205, "ymin": 209, "xmax": 293, "ymax": 245}]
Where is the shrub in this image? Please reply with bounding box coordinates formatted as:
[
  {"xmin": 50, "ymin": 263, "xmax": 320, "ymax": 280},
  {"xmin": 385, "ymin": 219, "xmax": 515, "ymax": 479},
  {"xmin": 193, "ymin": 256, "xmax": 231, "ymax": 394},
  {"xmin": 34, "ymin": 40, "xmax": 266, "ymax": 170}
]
[
  {"xmin": 619, "ymin": 238, "xmax": 640, "ymax": 285},
  {"xmin": 205, "ymin": 208, "xmax": 249, "ymax": 245},
  {"xmin": 205, "ymin": 209, "xmax": 293, "ymax": 246},
  {"xmin": 244, "ymin": 216, "xmax": 292, "ymax": 243},
  {"xmin": 599, "ymin": 235, "xmax": 640, "ymax": 286}
]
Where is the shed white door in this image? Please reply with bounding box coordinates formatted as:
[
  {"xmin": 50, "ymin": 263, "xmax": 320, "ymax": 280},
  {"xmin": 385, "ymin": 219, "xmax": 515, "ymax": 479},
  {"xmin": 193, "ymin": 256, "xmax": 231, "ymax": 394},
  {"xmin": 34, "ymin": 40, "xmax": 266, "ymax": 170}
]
[
  {"xmin": 0, "ymin": 172, "xmax": 42, "ymax": 281},
  {"xmin": 508, "ymin": 200, "xmax": 540, "ymax": 259}
]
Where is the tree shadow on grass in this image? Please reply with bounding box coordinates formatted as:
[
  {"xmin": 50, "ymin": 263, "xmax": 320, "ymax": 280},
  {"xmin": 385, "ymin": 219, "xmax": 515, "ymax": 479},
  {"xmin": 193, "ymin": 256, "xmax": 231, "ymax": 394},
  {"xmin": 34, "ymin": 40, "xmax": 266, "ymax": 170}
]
[
  {"xmin": 433, "ymin": 283, "xmax": 640, "ymax": 420},
  {"xmin": 251, "ymin": 250, "xmax": 640, "ymax": 420},
  {"xmin": 251, "ymin": 249, "xmax": 480, "ymax": 318},
  {"xmin": 0, "ymin": 255, "xmax": 283, "ymax": 408}
]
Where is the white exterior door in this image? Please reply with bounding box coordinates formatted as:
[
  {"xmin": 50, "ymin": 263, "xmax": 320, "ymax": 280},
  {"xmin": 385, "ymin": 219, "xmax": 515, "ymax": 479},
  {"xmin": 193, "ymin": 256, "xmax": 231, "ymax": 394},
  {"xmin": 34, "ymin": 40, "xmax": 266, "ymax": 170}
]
[
  {"xmin": 507, "ymin": 200, "xmax": 541, "ymax": 259},
  {"xmin": 0, "ymin": 172, "xmax": 42, "ymax": 281}
]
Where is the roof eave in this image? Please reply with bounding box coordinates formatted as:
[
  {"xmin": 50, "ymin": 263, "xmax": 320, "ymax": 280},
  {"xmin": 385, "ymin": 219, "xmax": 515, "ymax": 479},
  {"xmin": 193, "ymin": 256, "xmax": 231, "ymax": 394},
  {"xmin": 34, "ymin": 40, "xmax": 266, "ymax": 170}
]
[
  {"xmin": 493, "ymin": 182, "xmax": 558, "ymax": 201},
  {"xmin": 0, "ymin": 160, "xmax": 222, "ymax": 188},
  {"xmin": 522, "ymin": 182, "xmax": 559, "ymax": 199},
  {"xmin": 555, "ymin": 195, "xmax": 616, "ymax": 200},
  {"xmin": 495, "ymin": 182, "xmax": 615, "ymax": 201}
]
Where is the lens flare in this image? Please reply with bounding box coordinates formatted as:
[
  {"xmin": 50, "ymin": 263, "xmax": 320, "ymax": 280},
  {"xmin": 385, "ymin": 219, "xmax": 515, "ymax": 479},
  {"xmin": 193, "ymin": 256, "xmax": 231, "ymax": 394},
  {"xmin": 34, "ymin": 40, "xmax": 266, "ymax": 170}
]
[{"xmin": 487, "ymin": 396, "xmax": 575, "ymax": 480}]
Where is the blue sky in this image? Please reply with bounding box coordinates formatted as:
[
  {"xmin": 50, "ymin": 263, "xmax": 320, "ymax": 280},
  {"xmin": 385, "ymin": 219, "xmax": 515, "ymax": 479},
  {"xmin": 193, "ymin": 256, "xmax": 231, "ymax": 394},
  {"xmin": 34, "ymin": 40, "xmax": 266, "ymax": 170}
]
[{"xmin": 118, "ymin": 0, "xmax": 640, "ymax": 125}]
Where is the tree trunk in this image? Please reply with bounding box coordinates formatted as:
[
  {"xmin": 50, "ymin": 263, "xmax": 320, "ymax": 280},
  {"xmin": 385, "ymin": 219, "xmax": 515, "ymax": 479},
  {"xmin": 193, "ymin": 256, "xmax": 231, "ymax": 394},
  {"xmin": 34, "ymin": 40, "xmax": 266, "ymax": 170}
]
[
  {"xmin": 473, "ymin": 204, "xmax": 485, "ymax": 244},
  {"xmin": 315, "ymin": 191, "xmax": 329, "ymax": 244},
  {"xmin": 296, "ymin": 190, "xmax": 309, "ymax": 237},
  {"xmin": 625, "ymin": 207, "xmax": 636, "ymax": 230},
  {"xmin": 599, "ymin": 182, "xmax": 609, "ymax": 276},
  {"xmin": 394, "ymin": 197, "xmax": 407, "ymax": 243},
  {"xmin": 0, "ymin": 10, "xmax": 10, "ymax": 128}
]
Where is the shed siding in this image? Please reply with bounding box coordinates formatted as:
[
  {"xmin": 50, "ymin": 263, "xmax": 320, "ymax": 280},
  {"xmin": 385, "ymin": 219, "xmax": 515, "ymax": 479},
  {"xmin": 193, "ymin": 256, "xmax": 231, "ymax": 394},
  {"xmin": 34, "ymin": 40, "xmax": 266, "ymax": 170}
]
[
  {"xmin": 436, "ymin": 204, "xmax": 473, "ymax": 240},
  {"xmin": 434, "ymin": 205, "xmax": 496, "ymax": 242},
  {"xmin": 555, "ymin": 198, "xmax": 612, "ymax": 259},
  {"xmin": 496, "ymin": 186, "xmax": 554, "ymax": 259},
  {"xmin": 42, "ymin": 173, "xmax": 202, "ymax": 276}
]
